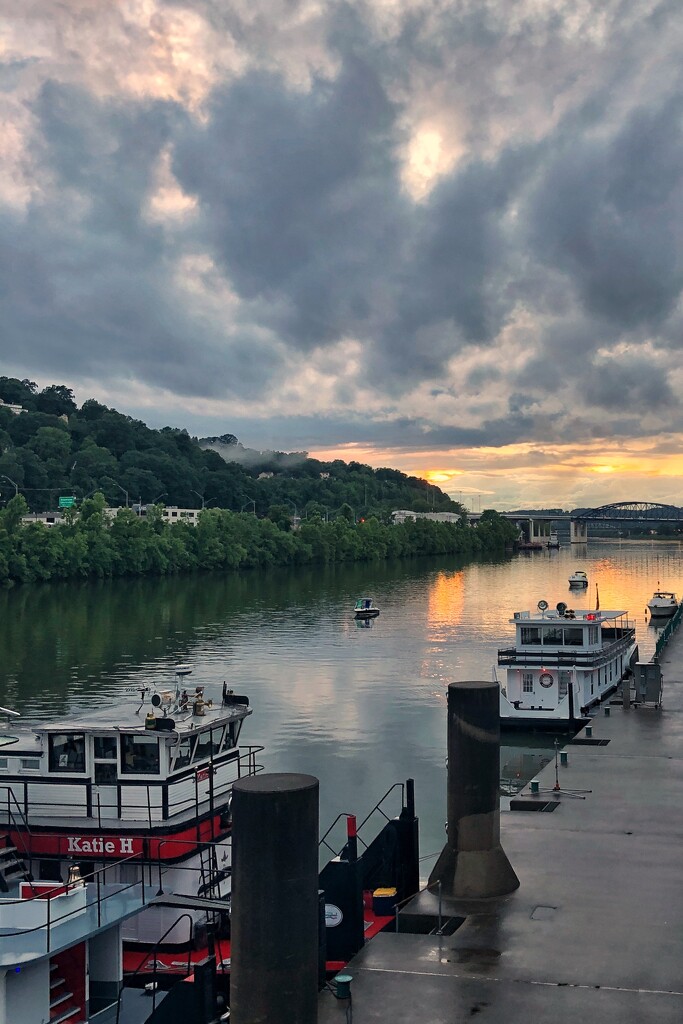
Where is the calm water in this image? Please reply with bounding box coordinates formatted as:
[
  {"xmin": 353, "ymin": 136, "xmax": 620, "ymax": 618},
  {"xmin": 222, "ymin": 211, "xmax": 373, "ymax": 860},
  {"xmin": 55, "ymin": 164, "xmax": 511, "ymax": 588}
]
[{"xmin": 1, "ymin": 539, "xmax": 680, "ymax": 870}]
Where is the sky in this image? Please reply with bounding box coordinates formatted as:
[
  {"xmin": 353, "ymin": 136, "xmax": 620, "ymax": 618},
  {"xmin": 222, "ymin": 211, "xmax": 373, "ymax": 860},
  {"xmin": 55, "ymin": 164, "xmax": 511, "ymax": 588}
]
[{"xmin": 1, "ymin": 0, "xmax": 682, "ymax": 510}]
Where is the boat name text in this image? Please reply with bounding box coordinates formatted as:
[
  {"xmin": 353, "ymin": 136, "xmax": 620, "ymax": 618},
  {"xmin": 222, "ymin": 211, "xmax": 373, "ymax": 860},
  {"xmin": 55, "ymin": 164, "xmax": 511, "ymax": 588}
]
[{"xmin": 67, "ymin": 836, "xmax": 136, "ymax": 855}]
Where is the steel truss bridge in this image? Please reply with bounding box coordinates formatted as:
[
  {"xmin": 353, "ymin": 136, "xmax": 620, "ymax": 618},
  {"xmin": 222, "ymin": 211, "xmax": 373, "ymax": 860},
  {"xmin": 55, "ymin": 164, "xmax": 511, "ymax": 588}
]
[
  {"xmin": 471, "ymin": 502, "xmax": 683, "ymax": 544},
  {"xmin": 572, "ymin": 502, "xmax": 683, "ymax": 524}
]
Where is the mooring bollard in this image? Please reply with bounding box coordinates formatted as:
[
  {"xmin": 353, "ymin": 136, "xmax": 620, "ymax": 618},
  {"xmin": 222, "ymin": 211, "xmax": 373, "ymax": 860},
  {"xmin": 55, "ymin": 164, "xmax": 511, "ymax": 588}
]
[
  {"xmin": 605, "ymin": 705, "xmax": 611, "ymax": 717},
  {"xmin": 560, "ymin": 751, "xmax": 568, "ymax": 766},
  {"xmin": 585, "ymin": 725, "xmax": 592, "ymax": 737},
  {"xmin": 530, "ymin": 779, "xmax": 540, "ymax": 794},
  {"xmin": 428, "ymin": 680, "xmax": 519, "ymax": 899},
  {"xmin": 231, "ymin": 773, "xmax": 319, "ymax": 1024}
]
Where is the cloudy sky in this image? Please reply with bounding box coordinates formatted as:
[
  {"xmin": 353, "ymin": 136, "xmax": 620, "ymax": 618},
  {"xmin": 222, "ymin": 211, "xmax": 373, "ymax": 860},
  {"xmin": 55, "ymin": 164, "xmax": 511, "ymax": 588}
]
[{"xmin": 1, "ymin": 0, "xmax": 682, "ymax": 509}]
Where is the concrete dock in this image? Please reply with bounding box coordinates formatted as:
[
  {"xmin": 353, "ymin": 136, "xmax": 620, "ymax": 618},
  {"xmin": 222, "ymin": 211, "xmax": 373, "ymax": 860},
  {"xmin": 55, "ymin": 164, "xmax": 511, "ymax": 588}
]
[{"xmin": 319, "ymin": 634, "xmax": 683, "ymax": 1023}]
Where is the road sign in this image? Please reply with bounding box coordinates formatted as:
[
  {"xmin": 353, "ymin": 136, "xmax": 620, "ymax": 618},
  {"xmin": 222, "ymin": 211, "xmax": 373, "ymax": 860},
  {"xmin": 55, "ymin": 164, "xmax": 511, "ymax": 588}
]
[{"xmin": 58, "ymin": 496, "xmax": 76, "ymax": 508}]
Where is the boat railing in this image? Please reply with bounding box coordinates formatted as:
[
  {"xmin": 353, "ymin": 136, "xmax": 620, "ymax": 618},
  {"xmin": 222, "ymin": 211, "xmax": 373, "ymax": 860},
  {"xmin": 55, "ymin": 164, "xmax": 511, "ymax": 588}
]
[
  {"xmin": 0, "ymin": 851, "xmax": 148, "ymax": 953},
  {"xmin": 498, "ymin": 627, "xmax": 637, "ymax": 667},
  {"xmin": 654, "ymin": 601, "xmax": 683, "ymax": 659},
  {"xmin": 0, "ymin": 785, "xmax": 38, "ymax": 885},
  {"xmin": 0, "ymin": 745, "xmax": 266, "ymax": 831},
  {"xmin": 117, "ymin": 913, "xmax": 194, "ymax": 1023},
  {"xmin": 318, "ymin": 781, "xmax": 406, "ymax": 859}
]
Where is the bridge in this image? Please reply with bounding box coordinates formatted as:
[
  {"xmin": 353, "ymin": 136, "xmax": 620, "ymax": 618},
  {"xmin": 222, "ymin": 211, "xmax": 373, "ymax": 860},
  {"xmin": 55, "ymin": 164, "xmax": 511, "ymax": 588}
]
[{"xmin": 469, "ymin": 502, "xmax": 683, "ymax": 544}]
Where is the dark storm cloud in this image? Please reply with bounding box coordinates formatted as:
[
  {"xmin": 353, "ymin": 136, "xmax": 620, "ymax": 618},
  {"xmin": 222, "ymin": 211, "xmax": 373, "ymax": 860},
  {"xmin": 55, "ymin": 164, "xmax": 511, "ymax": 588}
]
[
  {"xmin": 527, "ymin": 89, "xmax": 683, "ymax": 331},
  {"xmin": 583, "ymin": 357, "xmax": 676, "ymax": 413},
  {"xmin": 172, "ymin": 59, "xmax": 408, "ymax": 349},
  {"xmin": 2, "ymin": 0, "xmax": 683, "ymax": 457},
  {"xmin": 1, "ymin": 80, "xmax": 285, "ymax": 398}
]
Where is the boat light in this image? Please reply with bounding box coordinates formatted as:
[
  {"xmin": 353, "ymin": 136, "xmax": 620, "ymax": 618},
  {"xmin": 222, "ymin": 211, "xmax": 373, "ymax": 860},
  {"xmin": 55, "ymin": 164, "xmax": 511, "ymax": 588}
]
[{"xmin": 586, "ymin": 613, "xmax": 596, "ymax": 621}]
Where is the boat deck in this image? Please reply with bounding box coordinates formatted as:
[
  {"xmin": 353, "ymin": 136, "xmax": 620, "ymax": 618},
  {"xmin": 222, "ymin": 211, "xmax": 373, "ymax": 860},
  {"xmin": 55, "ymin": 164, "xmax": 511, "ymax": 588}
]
[{"xmin": 319, "ymin": 632, "xmax": 683, "ymax": 1022}]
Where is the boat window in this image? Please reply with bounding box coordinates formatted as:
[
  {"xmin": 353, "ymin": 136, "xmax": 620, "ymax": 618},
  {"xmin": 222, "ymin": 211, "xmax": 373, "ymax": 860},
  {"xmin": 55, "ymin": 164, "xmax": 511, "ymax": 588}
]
[
  {"xmin": 94, "ymin": 736, "xmax": 117, "ymax": 760},
  {"xmin": 172, "ymin": 735, "xmax": 196, "ymax": 771},
  {"xmin": 20, "ymin": 758, "xmax": 40, "ymax": 771},
  {"xmin": 193, "ymin": 730, "xmax": 213, "ymax": 765},
  {"xmin": 95, "ymin": 762, "xmax": 117, "ymax": 785},
  {"xmin": 121, "ymin": 734, "xmax": 160, "ymax": 775},
  {"xmin": 210, "ymin": 726, "xmax": 224, "ymax": 755},
  {"xmin": 563, "ymin": 628, "xmax": 584, "ymax": 647},
  {"xmin": 49, "ymin": 733, "xmax": 86, "ymax": 773},
  {"xmin": 541, "ymin": 627, "xmax": 563, "ymax": 645},
  {"xmin": 588, "ymin": 627, "xmax": 599, "ymax": 645},
  {"xmin": 520, "ymin": 627, "xmax": 541, "ymax": 645},
  {"xmin": 522, "ymin": 673, "xmax": 534, "ymax": 693},
  {"xmin": 0, "ymin": 758, "xmax": 6, "ymax": 770}
]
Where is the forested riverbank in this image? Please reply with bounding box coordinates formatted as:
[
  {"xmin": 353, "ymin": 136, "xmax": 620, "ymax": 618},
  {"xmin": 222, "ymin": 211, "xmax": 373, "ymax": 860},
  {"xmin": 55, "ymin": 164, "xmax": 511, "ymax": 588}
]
[{"xmin": 0, "ymin": 494, "xmax": 518, "ymax": 586}]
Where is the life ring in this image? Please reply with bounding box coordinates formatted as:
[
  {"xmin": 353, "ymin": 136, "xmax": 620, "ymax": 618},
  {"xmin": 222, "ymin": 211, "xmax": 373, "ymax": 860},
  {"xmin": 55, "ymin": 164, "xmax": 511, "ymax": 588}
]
[{"xmin": 539, "ymin": 672, "xmax": 553, "ymax": 688}]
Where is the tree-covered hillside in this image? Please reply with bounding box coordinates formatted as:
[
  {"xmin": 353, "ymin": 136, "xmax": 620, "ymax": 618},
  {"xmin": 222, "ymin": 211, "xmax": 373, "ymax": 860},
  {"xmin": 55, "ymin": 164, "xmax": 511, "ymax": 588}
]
[{"xmin": 0, "ymin": 377, "xmax": 459, "ymax": 519}]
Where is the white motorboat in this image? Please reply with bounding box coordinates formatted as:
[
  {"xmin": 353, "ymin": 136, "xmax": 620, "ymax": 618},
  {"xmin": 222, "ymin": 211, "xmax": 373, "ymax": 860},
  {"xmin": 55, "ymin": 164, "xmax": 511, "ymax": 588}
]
[
  {"xmin": 568, "ymin": 569, "xmax": 588, "ymax": 587},
  {"xmin": 498, "ymin": 599, "xmax": 638, "ymax": 729},
  {"xmin": 354, "ymin": 598, "xmax": 380, "ymax": 619},
  {"xmin": 647, "ymin": 590, "xmax": 678, "ymax": 618}
]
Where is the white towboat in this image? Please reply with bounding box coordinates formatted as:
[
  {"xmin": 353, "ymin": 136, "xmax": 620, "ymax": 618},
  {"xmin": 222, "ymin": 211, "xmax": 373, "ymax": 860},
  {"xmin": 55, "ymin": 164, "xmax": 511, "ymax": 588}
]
[
  {"xmin": 647, "ymin": 590, "xmax": 678, "ymax": 619},
  {"xmin": 568, "ymin": 569, "xmax": 588, "ymax": 588},
  {"xmin": 498, "ymin": 599, "xmax": 638, "ymax": 730},
  {"xmin": 0, "ymin": 668, "xmax": 263, "ymax": 975}
]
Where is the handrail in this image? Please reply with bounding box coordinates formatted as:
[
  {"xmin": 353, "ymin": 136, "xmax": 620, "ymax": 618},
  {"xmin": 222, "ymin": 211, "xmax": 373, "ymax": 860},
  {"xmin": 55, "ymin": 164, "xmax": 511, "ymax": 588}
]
[
  {"xmin": 116, "ymin": 913, "xmax": 194, "ymax": 1023},
  {"xmin": 155, "ymin": 835, "xmax": 233, "ymax": 895},
  {"xmin": 0, "ymin": 855, "xmax": 147, "ymax": 956},
  {"xmin": 319, "ymin": 782, "xmax": 406, "ymax": 859}
]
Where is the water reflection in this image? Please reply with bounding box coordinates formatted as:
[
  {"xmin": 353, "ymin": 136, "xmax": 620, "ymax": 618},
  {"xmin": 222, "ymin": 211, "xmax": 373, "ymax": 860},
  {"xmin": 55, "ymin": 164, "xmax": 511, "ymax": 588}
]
[{"xmin": 0, "ymin": 540, "xmax": 679, "ymax": 865}]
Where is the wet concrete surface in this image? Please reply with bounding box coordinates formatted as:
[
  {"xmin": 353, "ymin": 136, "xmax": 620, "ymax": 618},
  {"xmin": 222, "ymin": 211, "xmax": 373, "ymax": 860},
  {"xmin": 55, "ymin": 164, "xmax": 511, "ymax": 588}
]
[{"xmin": 320, "ymin": 630, "xmax": 683, "ymax": 1022}]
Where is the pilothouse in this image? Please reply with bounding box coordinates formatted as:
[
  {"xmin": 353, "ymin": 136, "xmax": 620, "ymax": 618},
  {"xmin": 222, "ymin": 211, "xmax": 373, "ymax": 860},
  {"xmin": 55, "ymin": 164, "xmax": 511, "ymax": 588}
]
[{"xmin": 497, "ymin": 599, "xmax": 638, "ymax": 730}]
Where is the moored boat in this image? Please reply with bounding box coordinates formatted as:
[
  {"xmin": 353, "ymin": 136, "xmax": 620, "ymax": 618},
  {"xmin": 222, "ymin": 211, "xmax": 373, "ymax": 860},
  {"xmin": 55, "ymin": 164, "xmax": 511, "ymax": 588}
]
[
  {"xmin": 354, "ymin": 598, "xmax": 380, "ymax": 619},
  {"xmin": 0, "ymin": 669, "xmax": 262, "ymax": 967},
  {"xmin": 568, "ymin": 569, "xmax": 588, "ymax": 587},
  {"xmin": 498, "ymin": 599, "xmax": 638, "ymax": 730},
  {"xmin": 647, "ymin": 590, "xmax": 678, "ymax": 618}
]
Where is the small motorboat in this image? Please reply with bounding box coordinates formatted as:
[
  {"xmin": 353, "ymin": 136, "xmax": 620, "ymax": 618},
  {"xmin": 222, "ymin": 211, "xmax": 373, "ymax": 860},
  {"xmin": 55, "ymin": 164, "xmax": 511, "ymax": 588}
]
[
  {"xmin": 647, "ymin": 590, "xmax": 678, "ymax": 618},
  {"xmin": 354, "ymin": 598, "xmax": 380, "ymax": 619},
  {"xmin": 568, "ymin": 569, "xmax": 588, "ymax": 588}
]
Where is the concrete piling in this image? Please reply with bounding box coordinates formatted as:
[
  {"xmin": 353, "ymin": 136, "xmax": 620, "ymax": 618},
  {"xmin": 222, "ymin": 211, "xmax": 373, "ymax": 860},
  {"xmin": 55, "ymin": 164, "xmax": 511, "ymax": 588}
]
[
  {"xmin": 230, "ymin": 773, "xmax": 320, "ymax": 1024},
  {"xmin": 428, "ymin": 681, "xmax": 519, "ymax": 899}
]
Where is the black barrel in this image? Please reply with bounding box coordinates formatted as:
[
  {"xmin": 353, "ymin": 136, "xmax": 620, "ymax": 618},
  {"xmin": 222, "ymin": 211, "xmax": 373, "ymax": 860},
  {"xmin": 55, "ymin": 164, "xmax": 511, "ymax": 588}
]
[
  {"xmin": 428, "ymin": 681, "xmax": 519, "ymax": 899},
  {"xmin": 231, "ymin": 773, "xmax": 319, "ymax": 1024}
]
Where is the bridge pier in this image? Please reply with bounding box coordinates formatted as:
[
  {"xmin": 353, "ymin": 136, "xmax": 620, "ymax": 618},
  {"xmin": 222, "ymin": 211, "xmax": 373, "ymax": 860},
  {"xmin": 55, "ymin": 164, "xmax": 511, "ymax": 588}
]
[{"xmin": 570, "ymin": 519, "xmax": 588, "ymax": 543}]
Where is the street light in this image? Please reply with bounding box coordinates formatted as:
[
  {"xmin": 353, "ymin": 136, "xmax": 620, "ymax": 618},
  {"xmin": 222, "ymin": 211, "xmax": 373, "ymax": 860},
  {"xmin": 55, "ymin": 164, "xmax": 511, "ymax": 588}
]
[
  {"xmin": 110, "ymin": 481, "xmax": 129, "ymax": 507},
  {"xmin": 282, "ymin": 498, "xmax": 298, "ymax": 519},
  {"xmin": 241, "ymin": 498, "xmax": 256, "ymax": 515},
  {"xmin": 1, "ymin": 475, "xmax": 19, "ymax": 497},
  {"xmin": 150, "ymin": 492, "xmax": 167, "ymax": 505},
  {"xmin": 191, "ymin": 489, "xmax": 207, "ymax": 510}
]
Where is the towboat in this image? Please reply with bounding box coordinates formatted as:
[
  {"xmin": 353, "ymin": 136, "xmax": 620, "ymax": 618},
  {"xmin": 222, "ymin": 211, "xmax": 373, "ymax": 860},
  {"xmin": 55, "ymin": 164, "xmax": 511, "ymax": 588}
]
[
  {"xmin": 0, "ymin": 668, "xmax": 262, "ymax": 971},
  {"xmin": 354, "ymin": 598, "xmax": 380, "ymax": 619},
  {"xmin": 568, "ymin": 569, "xmax": 588, "ymax": 588},
  {"xmin": 497, "ymin": 599, "xmax": 638, "ymax": 730},
  {"xmin": 647, "ymin": 590, "xmax": 678, "ymax": 619}
]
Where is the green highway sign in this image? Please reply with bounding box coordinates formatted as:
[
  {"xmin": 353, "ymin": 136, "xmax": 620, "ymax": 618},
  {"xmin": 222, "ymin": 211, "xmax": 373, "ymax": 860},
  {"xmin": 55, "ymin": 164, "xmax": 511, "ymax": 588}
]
[{"xmin": 58, "ymin": 496, "xmax": 76, "ymax": 508}]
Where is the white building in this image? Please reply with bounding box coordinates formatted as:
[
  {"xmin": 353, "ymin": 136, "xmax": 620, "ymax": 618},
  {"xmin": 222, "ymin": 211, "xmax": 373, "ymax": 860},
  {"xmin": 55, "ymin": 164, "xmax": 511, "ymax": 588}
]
[{"xmin": 391, "ymin": 510, "xmax": 463, "ymax": 525}]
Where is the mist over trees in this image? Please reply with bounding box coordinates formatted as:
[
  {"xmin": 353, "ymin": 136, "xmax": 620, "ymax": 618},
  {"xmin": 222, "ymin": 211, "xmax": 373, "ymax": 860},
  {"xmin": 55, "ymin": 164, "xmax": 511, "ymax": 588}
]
[
  {"xmin": 0, "ymin": 377, "xmax": 520, "ymax": 585},
  {"xmin": 0, "ymin": 377, "xmax": 457, "ymax": 519}
]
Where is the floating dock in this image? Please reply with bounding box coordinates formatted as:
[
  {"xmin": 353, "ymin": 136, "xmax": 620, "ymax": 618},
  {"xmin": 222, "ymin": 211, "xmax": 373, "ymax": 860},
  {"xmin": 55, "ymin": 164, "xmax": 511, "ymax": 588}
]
[{"xmin": 320, "ymin": 636, "xmax": 683, "ymax": 1022}]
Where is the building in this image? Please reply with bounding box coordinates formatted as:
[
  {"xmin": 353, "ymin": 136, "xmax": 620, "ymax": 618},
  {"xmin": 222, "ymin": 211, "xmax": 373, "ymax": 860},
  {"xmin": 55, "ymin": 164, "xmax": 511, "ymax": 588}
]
[{"xmin": 391, "ymin": 510, "xmax": 463, "ymax": 525}]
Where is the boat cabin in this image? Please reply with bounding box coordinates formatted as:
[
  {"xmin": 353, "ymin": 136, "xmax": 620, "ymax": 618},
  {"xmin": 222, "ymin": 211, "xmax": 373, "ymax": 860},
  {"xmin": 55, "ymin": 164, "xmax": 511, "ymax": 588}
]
[
  {"xmin": 498, "ymin": 602, "xmax": 637, "ymax": 727},
  {"xmin": 0, "ymin": 682, "xmax": 257, "ymax": 860}
]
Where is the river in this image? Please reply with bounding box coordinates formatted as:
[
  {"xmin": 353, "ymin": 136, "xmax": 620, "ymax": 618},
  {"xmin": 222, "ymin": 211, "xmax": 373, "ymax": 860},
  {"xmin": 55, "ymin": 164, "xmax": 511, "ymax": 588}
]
[{"xmin": 1, "ymin": 538, "xmax": 679, "ymax": 872}]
